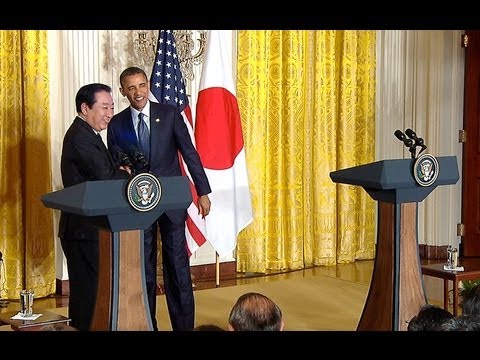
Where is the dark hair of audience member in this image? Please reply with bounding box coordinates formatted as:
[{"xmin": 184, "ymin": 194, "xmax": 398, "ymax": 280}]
[
  {"xmin": 407, "ymin": 304, "xmax": 454, "ymax": 331},
  {"xmin": 461, "ymin": 284, "xmax": 480, "ymax": 316},
  {"xmin": 441, "ymin": 315, "xmax": 480, "ymax": 331},
  {"xmin": 194, "ymin": 324, "xmax": 226, "ymax": 331}
]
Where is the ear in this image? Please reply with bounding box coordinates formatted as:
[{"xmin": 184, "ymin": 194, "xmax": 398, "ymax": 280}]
[
  {"xmin": 119, "ymin": 87, "xmax": 126, "ymax": 97},
  {"xmin": 227, "ymin": 324, "xmax": 235, "ymax": 331},
  {"xmin": 279, "ymin": 320, "xmax": 285, "ymax": 331},
  {"xmin": 81, "ymin": 103, "xmax": 88, "ymax": 115}
]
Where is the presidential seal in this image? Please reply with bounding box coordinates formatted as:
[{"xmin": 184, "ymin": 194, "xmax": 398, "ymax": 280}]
[
  {"xmin": 413, "ymin": 153, "xmax": 439, "ymax": 187},
  {"xmin": 126, "ymin": 173, "xmax": 162, "ymax": 212}
]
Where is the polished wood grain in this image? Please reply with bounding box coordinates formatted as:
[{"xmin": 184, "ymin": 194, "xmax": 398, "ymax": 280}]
[
  {"xmin": 357, "ymin": 202, "xmax": 394, "ymax": 330},
  {"xmin": 90, "ymin": 229, "xmax": 113, "ymax": 330},
  {"xmin": 90, "ymin": 229, "xmax": 151, "ymax": 331},
  {"xmin": 0, "ymin": 309, "xmax": 70, "ymax": 331},
  {"xmin": 399, "ymin": 202, "xmax": 426, "ymax": 330},
  {"xmin": 117, "ymin": 229, "xmax": 150, "ymax": 330},
  {"xmin": 357, "ymin": 202, "xmax": 426, "ymax": 331}
]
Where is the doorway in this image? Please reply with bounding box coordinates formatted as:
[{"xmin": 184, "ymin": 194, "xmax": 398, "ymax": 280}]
[{"xmin": 462, "ymin": 30, "xmax": 480, "ymax": 256}]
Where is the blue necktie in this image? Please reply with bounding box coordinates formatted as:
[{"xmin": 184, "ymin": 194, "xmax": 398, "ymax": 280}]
[{"xmin": 137, "ymin": 113, "xmax": 150, "ymax": 160}]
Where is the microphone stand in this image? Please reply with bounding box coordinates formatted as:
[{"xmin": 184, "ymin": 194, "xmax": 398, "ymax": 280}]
[{"xmin": 409, "ymin": 144, "xmax": 417, "ymax": 159}]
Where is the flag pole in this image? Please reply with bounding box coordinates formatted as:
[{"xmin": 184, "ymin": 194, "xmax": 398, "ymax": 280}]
[{"xmin": 215, "ymin": 252, "xmax": 220, "ymax": 287}]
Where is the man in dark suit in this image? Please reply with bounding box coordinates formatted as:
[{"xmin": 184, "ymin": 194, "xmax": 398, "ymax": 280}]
[
  {"xmin": 59, "ymin": 83, "xmax": 131, "ymax": 331},
  {"xmin": 107, "ymin": 67, "xmax": 211, "ymax": 331}
]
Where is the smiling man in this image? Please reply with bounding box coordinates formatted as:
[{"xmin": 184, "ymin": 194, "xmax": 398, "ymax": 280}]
[
  {"xmin": 107, "ymin": 67, "xmax": 211, "ymax": 331},
  {"xmin": 59, "ymin": 83, "xmax": 131, "ymax": 331}
]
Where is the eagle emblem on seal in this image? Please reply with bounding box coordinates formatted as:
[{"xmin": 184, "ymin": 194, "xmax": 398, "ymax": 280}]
[{"xmin": 126, "ymin": 173, "xmax": 162, "ymax": 211}]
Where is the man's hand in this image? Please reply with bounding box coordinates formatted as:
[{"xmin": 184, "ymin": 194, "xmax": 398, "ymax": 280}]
[
  {"xmin": 198, "ymin": 195, "xmax": 211, "ymax": 219},
  {"xmin": 119, "ymin": 165, "xmax": 132, "ymax": 175}
]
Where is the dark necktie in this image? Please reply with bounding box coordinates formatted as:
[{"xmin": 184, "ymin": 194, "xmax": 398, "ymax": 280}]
[{"xmin": 137, "ymin": 113, "xmax": 150, "ymax": 160}]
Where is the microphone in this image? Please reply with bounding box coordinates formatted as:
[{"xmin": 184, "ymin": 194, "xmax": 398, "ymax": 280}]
[
  {"xmin": 394, "ymin": 129, "xmax": 416, "ymax": 158},
  {"xmin": 0, "ymin": 250, "xmax": 3, "ymax": 263},
  {"xmin": 405, "ymin": 128, "xmax": 427, "ymax": 156},
  {"xmin": 111, "ymin": 145, "xmax": 133, "ymax": 168},
  {"xmin": 394, "ymin": 130, "xmax": 414, "ymax": 147},
  {"xmin": 128, "ymin": 146, "xmax": 149, "ymax": 174}
]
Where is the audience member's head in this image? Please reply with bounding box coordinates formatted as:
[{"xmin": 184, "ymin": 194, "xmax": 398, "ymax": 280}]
[
  {"xmin": 228, "ymin": 292, "xmax": 284, "ymax": 331},
  {"xmin": 461, "ymin": 283, "xmax": 480, "ymax": 316},
  {"xmin": 194, "ymin": 324, "xmax": 226, "ymax": 331},
  {"xmin": 407, "ymin": 304, "xmax": 454, "ymax": 331},
  {"xmin": 441, "ymin": 315, "xmax": 480, "ymax": 331}
]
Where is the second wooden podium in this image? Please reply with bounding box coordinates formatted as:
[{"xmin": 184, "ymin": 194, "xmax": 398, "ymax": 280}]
[{"xmin": 330, "ymin": 156, "xmax": 459, "ymax": 330}]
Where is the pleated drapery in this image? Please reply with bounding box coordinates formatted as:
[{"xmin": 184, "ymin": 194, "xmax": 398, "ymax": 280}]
[
  {"xmin": 235, "ymin": 30, "xmax": 376, "ymax": 273},
  {"xmin": 0, "ymin": 30, "xmax": 55, "ymax": 299}
]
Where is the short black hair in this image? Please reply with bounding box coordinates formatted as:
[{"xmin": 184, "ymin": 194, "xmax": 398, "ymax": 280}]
[
  {"xmin": 407, "ymin": 304, "xmax": 454, "ymax": 331},
  {"xmin": 119, "ymin": 66, "xmax": 148, "ymax": 88},
  {"xmin": 461, "ymin": 284, "xmax": 480, "ymax": 316},
  {"xmin": 75, "ymin": 83, "xmax": 112, "ymax": 112},
  {"xmin": 441, "ymin": 315, "xmax": 480, "ymax": 331}
]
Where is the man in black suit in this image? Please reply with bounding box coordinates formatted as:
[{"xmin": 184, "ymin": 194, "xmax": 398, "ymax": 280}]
[
  {"xmin": 107, "ymin": 67, "xmax": 211, "ymax": 331},
  {"xmin": 59, "ymin": 83, "xmax": 131, "ymax": 331}
]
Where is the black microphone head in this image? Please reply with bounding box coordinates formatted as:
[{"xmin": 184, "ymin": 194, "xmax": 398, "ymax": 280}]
[
  {"xmin": 405, "ymin": 128, "xmax": 417, "ymax": 139},
  {"xmin": 119, "ymin": 152, "xmax": 133, "ymax": 168},
  {"xmin": 128, "ymin": 146, "xmax": 149, "ymax": 173},
  {"xmin": 406, "ymin": 128, "xmax": 425, "ymax": 147},
  {"xmin": 111, "ymin": 145, "xmax": 133, "ymax": 168},
  {"xmin": 394, "ymin": 129, "xmax": 406, "ymax": 141},
  {"xmin": 395, "ymin": 129, "xmax": 414, "ymax": 148}
]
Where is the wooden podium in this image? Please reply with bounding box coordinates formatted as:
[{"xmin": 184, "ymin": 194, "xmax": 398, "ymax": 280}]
[
  {"xmin": 330, "ymin": 156, "xmax": 459, "ymax": 330},
  {"xmin": 41, "ymin": 176, "xmax": 191, "ymax": 331}
]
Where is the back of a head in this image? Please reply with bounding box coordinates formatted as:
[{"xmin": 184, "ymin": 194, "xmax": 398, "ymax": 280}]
[
  {"xmin": 194, "ymin": 324, "xmax": 225, "ymax": 331},
  {"xmin": 461, "ymin": 284, "xmax": 480, "ymax": 316},
  {"xmin": 441, "ymin": 315, "xmax": 480, "ymax": 331},
  {"xmin": 407, "ymin": 304, "xmax": 454, "ymax": 331},
  {"xmin": 228, "ymin": 292, "xmax": 283, "ymax": 331}
]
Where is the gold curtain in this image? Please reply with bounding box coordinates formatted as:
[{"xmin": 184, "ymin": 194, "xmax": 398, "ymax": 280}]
[
  {"xmin": 0, "ymin": 30, "xmax": 55, "ymax": 299},
  {"xmin": 236, "ymin": 30, "xmax": 376, "ymax": 273}
]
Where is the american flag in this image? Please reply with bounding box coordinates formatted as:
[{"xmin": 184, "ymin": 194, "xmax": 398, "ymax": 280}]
[{"xmin": 149, "ymin": 30, "xmax": 207, "ymax": 255}]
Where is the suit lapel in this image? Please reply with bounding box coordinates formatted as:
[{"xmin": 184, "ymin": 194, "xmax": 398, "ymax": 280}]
[
  {"xmin": 75, "ymin": 117, "xmax": 116, "ymax": 167},
  {"xmin": 149, "ymin": 103, "xmax": 163, "ymax": 145},
  {"xmin": 95, "ymin": 133, "xmax": 117, "ymax": 167}
]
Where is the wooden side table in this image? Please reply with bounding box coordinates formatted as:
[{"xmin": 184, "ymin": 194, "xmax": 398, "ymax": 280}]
[
  {"xmin": 0, "ymin": 309, "xmax": 72, "ymax": 331},
  {"xmin": 421, "ymin": 257, "xmax": 480, "ymax": 315}
]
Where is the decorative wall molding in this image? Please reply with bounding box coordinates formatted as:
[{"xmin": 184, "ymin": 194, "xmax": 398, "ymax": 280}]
[{"xmin": 101, "ymin": 30, "xmax": 206, "ymax": 85}]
